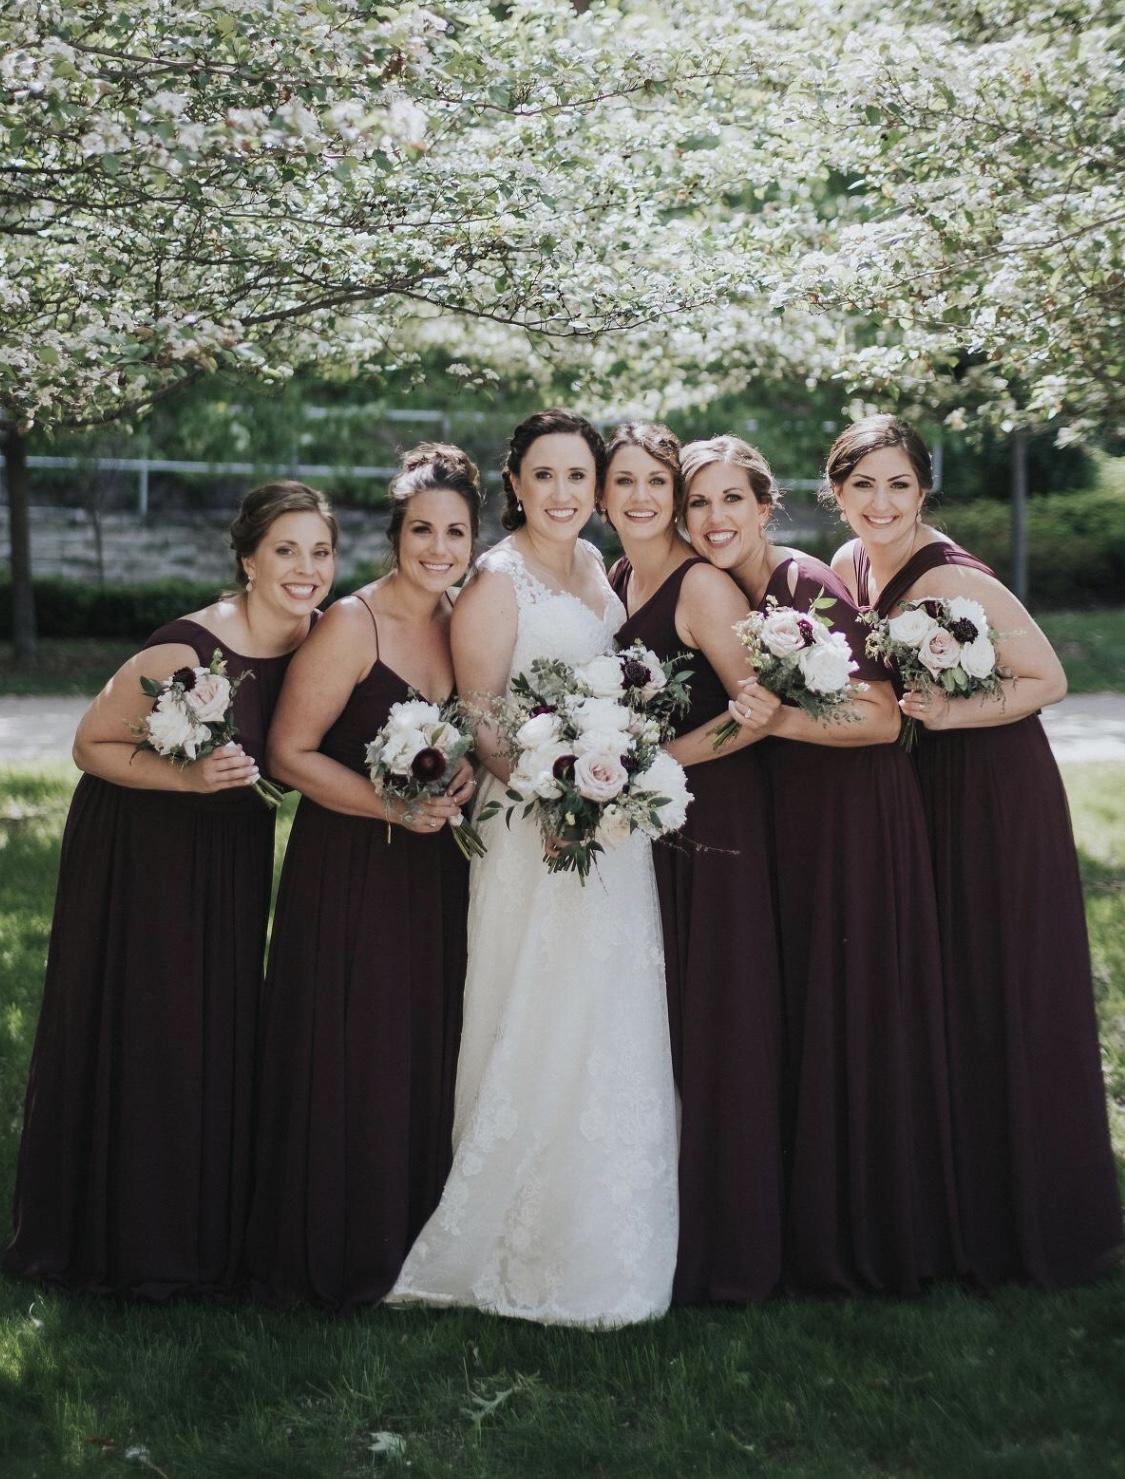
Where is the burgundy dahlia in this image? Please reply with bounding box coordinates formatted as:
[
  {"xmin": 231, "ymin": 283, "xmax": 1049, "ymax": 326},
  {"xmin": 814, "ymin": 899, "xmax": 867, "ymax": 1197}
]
[
  {"xmin": 172, "ymin": 667, "xmax": 198, "ymax": 690},
  {"xmin": 949, "ymin": 618, "xmax": 979, "ymax": 644},
  {"xmin": 410, "ymin": 746, "xmax": 448, "ymax": 783},
  {"xmin": 552, "ymin": 753, "xmax": 576, "ymax": 781},
  {"xmin": 797, "ymin": 617, "xmax": 815, "ymax": 646},
  {"xmin": 621, "ymin": 658, "xmax": 651, "ymax": 689}
]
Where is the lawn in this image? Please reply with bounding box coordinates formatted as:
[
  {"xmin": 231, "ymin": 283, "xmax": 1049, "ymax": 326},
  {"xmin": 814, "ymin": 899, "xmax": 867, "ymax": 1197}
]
[
  {"xmin": 3, "ymin": 607, "xmax": 1124, "ymax": 699},
  {"xmin": 0, "ymin": 765, "xmax": 1122, "ymax": 1478}
]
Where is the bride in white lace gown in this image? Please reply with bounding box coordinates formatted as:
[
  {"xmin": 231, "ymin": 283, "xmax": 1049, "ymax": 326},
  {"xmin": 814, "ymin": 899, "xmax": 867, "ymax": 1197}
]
[{"xmin": 389, "ymin": 412, "xmax": 678, "ymax": 1326}]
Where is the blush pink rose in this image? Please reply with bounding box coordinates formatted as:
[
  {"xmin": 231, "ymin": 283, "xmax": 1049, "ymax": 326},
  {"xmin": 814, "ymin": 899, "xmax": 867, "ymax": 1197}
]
[
  {"xmin": 184, "ymin": 671, "xmax": 232, "ymax": 723},
  {"xmin": 918, "ymin": 627, "xmax": 962, "ymax": 676},
  {"xmin": 573, "ymin": 750, "xmax": 629, "ymax": 803}
]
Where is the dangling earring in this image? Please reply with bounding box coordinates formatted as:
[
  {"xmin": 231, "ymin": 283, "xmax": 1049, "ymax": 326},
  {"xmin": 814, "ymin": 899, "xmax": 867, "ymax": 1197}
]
[
  {"xmin": 516, "ymin": 500, "xmax": 523, "ymax": 513},
  {"xmin": 245, "ymin": 574, "xmax": 254, "ymax": 592}
]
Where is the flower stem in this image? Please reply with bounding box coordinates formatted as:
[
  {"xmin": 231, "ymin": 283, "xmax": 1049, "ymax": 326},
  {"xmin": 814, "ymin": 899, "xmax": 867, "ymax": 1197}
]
[{"xmin": 252, "ymin": 778, "xmax": 285, "ymax": 810}]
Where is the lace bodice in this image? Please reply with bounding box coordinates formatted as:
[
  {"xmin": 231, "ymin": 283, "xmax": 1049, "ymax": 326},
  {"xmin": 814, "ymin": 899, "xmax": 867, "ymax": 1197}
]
[{"xmin": 475, "ymin": 539, "xmax": 625, "ymax": 682}]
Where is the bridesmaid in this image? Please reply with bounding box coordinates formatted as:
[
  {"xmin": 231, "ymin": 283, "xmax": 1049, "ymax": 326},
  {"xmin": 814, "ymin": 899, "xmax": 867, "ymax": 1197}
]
[
  {"xmin": 4, "ymin": 481, "xmax": 336, "ymax": 1297},
  {"xmin": 604, "ymin": 422, "xmax": 786, "ymax": 1304},
  {"xmin": 828, "ymin": 413, "xmax": 1121, "ymax": 1288},
  {"xmin": 244, "ymin": 444, "xmax": 476, "ymax": 1311},
  {"xmin": 682, "ymin": 434, "xmax": 962, "ymax": 1293}
]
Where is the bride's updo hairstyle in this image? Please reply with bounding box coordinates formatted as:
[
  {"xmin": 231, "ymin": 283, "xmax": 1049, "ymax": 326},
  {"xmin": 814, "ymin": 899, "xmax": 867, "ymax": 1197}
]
[
  {"xmin": 386, "ymin": 441, "xmax": 483, "ymax": 560},
  {"xmin": 501, "ymin": 408, "xmax": 607, "ymax": 532},
  {"xmin": 228, "ymin": 480, "xmax": 337, "ymax": 591},
  {"xmin": 602, "ymin": 421, "xmax": 683, "ymax": 521},
  {"xmin": 821, "ymin": 415, "xmax": 933, "ymax": 508},
  {"xmin": 680, "ymin": 434, "xmax": 782, "ymax": 516}
]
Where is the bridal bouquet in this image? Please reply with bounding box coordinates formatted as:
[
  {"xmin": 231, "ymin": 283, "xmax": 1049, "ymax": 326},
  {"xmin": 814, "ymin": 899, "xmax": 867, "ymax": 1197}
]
[
  {"xmin": 133, "ymin": 649, "xmax": 284, "ymax": 808},
  {"xmin": 477, "ymin": 642, "xmax": 693, "ymax": 882},
  {"xmin": 364, "ymin": 696, "xmax": 487, "ymax": 860},
  {"xmin": 712, "ymin": 594, "xmax": 864, "ymax": 748},
  {"xmin": 864, "ymin": 594, "xmax": 1007, "ymax": 749}
]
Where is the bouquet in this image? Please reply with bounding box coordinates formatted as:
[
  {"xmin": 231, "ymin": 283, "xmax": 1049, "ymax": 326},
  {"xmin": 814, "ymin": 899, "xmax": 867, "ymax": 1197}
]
[
  {"xmin": 477, "ymin": 641, "xmax": 693, "ymax": 883},
  {"xmin": 864, "ymin": 594, "xmax": 1007, "ymax": 749},
  {"xmin": 133, "ymin": 649, "xmax": 284, "ymax": 808},
  {"xmin": 364, "ymin": 696, "xmax": 488, "ymax": 861},
  {"xmin": 712, "ymin": 593, "xmax": 865, "ymax": 748}
]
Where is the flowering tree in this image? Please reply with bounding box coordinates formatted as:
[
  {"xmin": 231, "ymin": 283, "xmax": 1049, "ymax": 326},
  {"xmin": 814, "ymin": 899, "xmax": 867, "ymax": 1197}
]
[{"xmin": 2, "ymin": 0, "xmax": 1121, "ymax": 655}]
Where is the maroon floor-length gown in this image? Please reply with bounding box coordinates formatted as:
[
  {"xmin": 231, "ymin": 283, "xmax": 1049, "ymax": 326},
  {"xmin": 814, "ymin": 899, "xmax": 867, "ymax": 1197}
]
[
  {"xmin": 857, "ymin": 538, "xmax": 1121, "ymax": 1287},
  {"xmin": 4, "ymin": 618, "xmax": 294, "ymax": 1298},
  {"xmin": 611, "ymin": 556, "xmax": 784, "ymax": 1303},
  {"xmin": 758, "ymin": 555, "xmax": 961, "ymax": 1292},
  {"xmin": 244, "ymin": 606, "xmax": 467, "ymax": 1311}
]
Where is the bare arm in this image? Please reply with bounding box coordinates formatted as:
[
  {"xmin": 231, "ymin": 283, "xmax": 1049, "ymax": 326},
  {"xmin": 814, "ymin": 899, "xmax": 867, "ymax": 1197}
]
[
  {"xmin": 662, "ymin": 563, "xmax": 781, "ymax": 768},
  {"xmin": 899, "ymin": 564, "xmax": 1066, "ymax": 732},
  {"xmin": 451, "ymin": 569, "xmax": 519, "ymax": 784},
  {"xmin": 267, "ymin": 599, "xmax": 461, "ymax": 828},
  {"xmin": 73, "ymin": 641, "xmax": 259, "ymax": 794}
]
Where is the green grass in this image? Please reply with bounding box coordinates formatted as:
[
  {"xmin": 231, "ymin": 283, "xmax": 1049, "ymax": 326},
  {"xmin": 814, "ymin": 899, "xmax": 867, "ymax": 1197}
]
[
  {"xmin": 3, "ymin": 610, "xmax": 1125, "ymax": 699},
  {"xmin": 0, "ymin": 766, "xmax": 1122, "ymax": 1478}
]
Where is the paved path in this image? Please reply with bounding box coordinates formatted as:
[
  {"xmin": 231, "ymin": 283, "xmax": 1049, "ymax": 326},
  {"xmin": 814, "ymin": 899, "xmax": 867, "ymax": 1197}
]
[{"xmin": 2, "ymin": 692, "xmax": 1124, "ymax": 766}]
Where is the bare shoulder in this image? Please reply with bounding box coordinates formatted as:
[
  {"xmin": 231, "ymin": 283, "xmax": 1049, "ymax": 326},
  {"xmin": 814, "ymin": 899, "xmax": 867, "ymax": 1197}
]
[
  {"xmin": 680, "ymin": 558, "xmax": 749, "ymax": 613},
  {"xmin": 453, "ymin": 562, "xmax": 518, "ymax": 623},
  {"xmin": 580, "ymin": 537, "xmax": 608, "ymax": 570}
]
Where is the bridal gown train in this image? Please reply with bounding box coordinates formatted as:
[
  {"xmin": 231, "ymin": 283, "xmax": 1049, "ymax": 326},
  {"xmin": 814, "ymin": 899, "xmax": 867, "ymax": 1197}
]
[{"xmin": 389, "ymin": 540, "xmax": 679, "ymax": 1326}]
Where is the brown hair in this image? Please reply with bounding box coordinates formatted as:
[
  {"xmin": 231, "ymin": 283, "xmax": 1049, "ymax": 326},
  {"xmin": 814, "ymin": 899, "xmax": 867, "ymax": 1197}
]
[
  {"xmin": 680, "ymin": 435, "xmax": 781, "ymax": 511},
  {"xmin": 501, "ymin": 408, "xmax": 606, "ymax": 531},
  {"xmin": 821, "ymin": 415, "xmax": 933, "ymax": 506},
  {"xmin": 228, "ymin": 480, "xmax": 337, "ymax": 590},
  {"xmin": 603, "ymin": 421, "xmax": 684, "ymax": 518},
  {"xmin": 387, "ymin": 441, "xmax": 482, "ymax": 558}
]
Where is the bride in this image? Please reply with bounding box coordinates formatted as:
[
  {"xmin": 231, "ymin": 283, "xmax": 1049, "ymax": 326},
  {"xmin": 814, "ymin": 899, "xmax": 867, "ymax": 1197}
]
[{"xmin": 389, "ymin": 409, "xmax": 678, "ymax": 1326}]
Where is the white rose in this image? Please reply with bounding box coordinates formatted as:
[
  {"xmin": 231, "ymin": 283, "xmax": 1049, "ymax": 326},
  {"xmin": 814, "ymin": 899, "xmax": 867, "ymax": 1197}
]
[
  {"xmin": 183, "ymin": 671, "xmax": 231, "ymax": 723},
  {"xmin": 573, "ymin": 750, "xmax": 629, "ymax": 803},
  {"xmin": 573, "ymin": 727, "xmax": 634, "ymax": 758},
  {"xmin": 595, "ymin": 803, "xmax": 634, "ymax": 848},
  {"xmin": 946, "ymin": 596, "xmax": 990, "ymax": 638},
  {"xmin": 761, "ymin": 610, "xmax": 808, "ymax": 658},
  {"xmin": 425, "ymin": 720, "xmax": 462, "ymax": 756},
  {"xmin": 569, "ymin": 695, "xmax": 633, "ymax": 737},
  {"xmin": 887, "ymin": 607, "xmax": 939, "ymax": 645},
  {"xmin": 518, "ymin": 740, "xmax": 574, "ymax": 800},
  {"xmin": 960, "ymin": 634, "xmax": 997, "ymax": 679},
  {"xmin": 918, "ymin": 627, "xmax": 962, "ymax": 676},
  {"xmin": 577, "ymin": 653, "xmax": 626, "ymax": 698},
  {"xmin": 797, "ymin": 633, "xmax": 857, "ymax": 694},
  {"xmin": 515, "ymin": 710, "xmax": 562, "ymax": 749},
  {"xmin": 386, "ymin": 698, "xmax": 442, "ymax": 732},
  {"xmin": 632, "ymin": 749, "xmax": 691, "ymax": 835},
  {"xmin": 382, "ymin": 726, "xmax": 427, "ymax": 776},
  {"xmin": 147, "ymin": 697, "xmax": 209, "ymax": 758}
]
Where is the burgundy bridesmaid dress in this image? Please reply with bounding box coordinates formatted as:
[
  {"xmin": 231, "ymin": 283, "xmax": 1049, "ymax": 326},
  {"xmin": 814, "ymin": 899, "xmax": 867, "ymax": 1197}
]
[
  {"xmin": 4, "ymin": 618, "xmax": 295, "ymax": 1298},
  {"xmin": 244, "ymin": 604, "xmax": 467, "ymax": 1311},
  {"xmin": 858, "ymin": 538, "xmax": 1122, "ymax": 1287},
  {"xmin": 612, "ymin": 556, "xmax": 784, "ymax": 1303},
  {"xmin": 759, "ymin": 556, "xmax": 961, "ymax": 1292}
]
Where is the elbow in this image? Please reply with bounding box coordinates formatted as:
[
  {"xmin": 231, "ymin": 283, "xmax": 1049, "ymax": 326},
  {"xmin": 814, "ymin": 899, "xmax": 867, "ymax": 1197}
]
[{"xmin": 1044, "ymin": 666, "xmax": 1068, "ymax": 708}]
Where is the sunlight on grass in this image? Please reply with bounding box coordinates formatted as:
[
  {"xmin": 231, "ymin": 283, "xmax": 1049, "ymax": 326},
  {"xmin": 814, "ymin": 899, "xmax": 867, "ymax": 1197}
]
[{"xmin": 0, "ymin": 764, "xmax": 1121, "ymax": 1478}]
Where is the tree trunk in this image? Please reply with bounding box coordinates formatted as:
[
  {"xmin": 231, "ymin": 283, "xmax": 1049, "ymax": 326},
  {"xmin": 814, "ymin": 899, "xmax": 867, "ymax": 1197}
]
[
  {"xmin": 3, "ymin": 425, "xmax": 37, "ymax": 665},
  {"xmin": 1010, "ymin": 428, "xmax": 1028, "ymax": 605}
]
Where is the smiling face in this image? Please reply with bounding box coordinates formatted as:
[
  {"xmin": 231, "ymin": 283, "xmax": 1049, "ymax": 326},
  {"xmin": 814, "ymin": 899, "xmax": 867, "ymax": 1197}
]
[
  {"xmin": 395, "ymin": 486, "xmax": 473, "ymax": 593},
  {"xmin": 834, "ymin": 445, "xmax": 926, "ymax": 549},
  {"xmin": 602, "ymin": 444, "xmax": 677, "ymax": 544},
  {"xmin": 510, "ymin": 432, "xmax": 597, "ymax": 544},
  {"xmin": 242, "ymin": 510, "xmax": 336, "ymax": 618},
  {"xmin": 683, "ymin": 461, "xmax": 771, "ymax": 574}
]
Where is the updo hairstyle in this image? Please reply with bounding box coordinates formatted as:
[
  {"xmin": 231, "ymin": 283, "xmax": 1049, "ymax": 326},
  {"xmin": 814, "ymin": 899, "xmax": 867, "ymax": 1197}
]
[
  {"xmin": 386, "ymin": 441, "xmax": 483, "ymax": 558},
  {"xmin": 680, "ymin": 434, "xmax": 782, "ymax": 513},
  {"xmin": 603, "ymin": 421, "xmax": 684, "ymax": 518},
  {"xmin": 228, "ymin": 480, "xmax": 338, "ymax": 590},
  {"xmin": 500, "ymin": 409, "xmax": 607, "ymax": 532},
  {"xmin": 821, "ymin": 415, "xmax": 933, "ymax": 507}
]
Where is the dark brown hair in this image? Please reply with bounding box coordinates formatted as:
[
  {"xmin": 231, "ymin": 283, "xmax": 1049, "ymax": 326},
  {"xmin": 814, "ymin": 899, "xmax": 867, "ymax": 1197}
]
[
  {"xmin": 680, "ymin": 434, "xmax": 781, "ymax": 511},
  {"xmin": 603, "ymin": 421, "xmax": 684, "ymax": 518},
  {"xmin": 821, "ymin": 415, "xmax": 933, "ymax": 505},
  {"xmin": 501, "ymin": 408, "xmax": 606, "ymax": 531},
  {"xmin": 387, "ymin": 441, "xmax": 482, "ymax": 558},
  {"xmin": 228, "ymin": 480, "xmax": 337, "ymax": 590}
]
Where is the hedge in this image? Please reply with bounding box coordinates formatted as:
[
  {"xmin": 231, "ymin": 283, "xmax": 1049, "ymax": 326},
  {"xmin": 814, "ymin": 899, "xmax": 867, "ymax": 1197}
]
[{"xmin": 3, "ymin": 487, "xmax": 1123, "ymax": 636}]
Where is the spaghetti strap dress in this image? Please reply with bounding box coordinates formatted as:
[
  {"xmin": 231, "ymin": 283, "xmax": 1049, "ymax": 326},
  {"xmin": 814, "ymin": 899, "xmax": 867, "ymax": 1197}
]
[
  {"xmin": 758, "ymin": 555, "xmax": 961, "ymax": 1291},
  {"xmin": 244, "ymin": 602, "xmax": 468, "ymax": 1311},
  {"xmin": 4, "ymin": 617, "xmax": 298, "ymax": 1298},
  {"xmin": 858, "ymin": 539, "xmax": 1121, "ymax": 1287},
  {"xmin": 612, "ymin": 556, "xmax": 784, "ymax": 1304}
]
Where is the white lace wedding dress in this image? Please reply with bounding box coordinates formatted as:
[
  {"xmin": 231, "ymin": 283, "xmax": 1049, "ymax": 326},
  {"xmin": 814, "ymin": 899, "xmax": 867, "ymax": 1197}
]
[{"xmin": 389, "ymin": 539, "xmax": 678, "ymax": 1326}]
